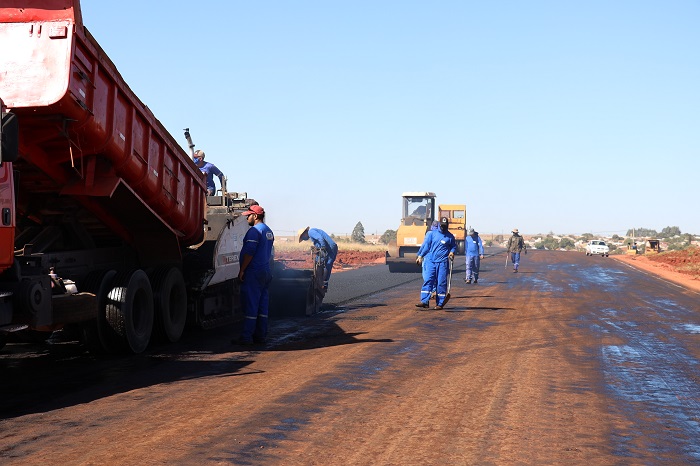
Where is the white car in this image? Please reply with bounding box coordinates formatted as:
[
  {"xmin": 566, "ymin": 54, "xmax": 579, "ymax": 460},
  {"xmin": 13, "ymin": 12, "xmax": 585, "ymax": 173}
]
[{"xmin": 585, "ymin": 240, "xmax": 609, "ymax": 257}]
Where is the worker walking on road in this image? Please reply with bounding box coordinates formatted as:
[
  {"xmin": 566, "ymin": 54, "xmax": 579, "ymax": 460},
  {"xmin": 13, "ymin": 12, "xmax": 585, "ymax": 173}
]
[
  {"xmin": 233, "ymin": 204, "xmax": 274, "ymax": 346},
  {"xmin": 298, "ymin": 227, "xmax": 338, "ymax": 291},
  {"xmin": 415, "ymin": 217, "xmax": 456, "ymax": 310},
  {"xmin": 506, "ymin": 228, "xmax": 527, "ymax": 273},
  {"xmin": 465, "ymin": 228, "xmax": 485, "ymax": 284},
  {"xmin": 193, "ymin": 149, "xmax": 225, "ymax": 195},
  {"xmin": 422, "ymin": 220, "xmax": 440, "ymax": 295}
]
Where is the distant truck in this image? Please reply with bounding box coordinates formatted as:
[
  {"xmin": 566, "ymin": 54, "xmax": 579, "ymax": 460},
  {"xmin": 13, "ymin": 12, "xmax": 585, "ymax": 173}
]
[
  {"xmin": 438, "ymin": 204, "xmax": 467, "ymax": 255},
  {"xmin": 625, "ymin": 239, "xmax": 661, "ymax": 255},
  {"xmin": 386, "ymin": 192, "xmax": 436, "ymax": 272},
  {"xmin": 0, "ymin": 0, "xmax": 321, "ymax": 353}
]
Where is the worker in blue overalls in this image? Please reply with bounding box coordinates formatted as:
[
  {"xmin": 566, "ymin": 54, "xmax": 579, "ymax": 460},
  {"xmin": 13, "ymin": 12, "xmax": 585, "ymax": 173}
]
[
  {"xmin": 422, "ymin": 220, "xmax": 440, "ymax": 296},
  {"xmin": 298, "ymin": 226, "xmax": 338, "ymax": 291},
  {"xmin": 415, "ymin": 217, "xmax": 456, "ymax": 310},
  {"xmin": 464, "ymin": 228, "xmax": 485, "ymax": 284},
  {"xmin": 233, "ymin": 204, "xmax": 274, "ymax": 346}
]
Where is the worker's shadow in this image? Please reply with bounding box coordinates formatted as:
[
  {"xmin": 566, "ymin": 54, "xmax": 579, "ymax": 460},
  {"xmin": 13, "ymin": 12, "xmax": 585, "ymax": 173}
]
[
  {"xmin": 323, "ymin": 303, "xmax": 387, "ymax": 312},
  {"xmin": 449, "ymin": 295, "xmax": 494, "ymax": 299},
  {"xmin": 444, "ymin": 306, "xmax": 514, "ymax": 313},
  {"xmin": 272, "ymin": 331, "xmax": 393, "ymax": 351},
  {"xmin": 445, "ymin": 294, "xmax": 510, "ymax": 312},
  {"xmin": 266, "ymin": 303, "xmax": 393, "ymax": 352}
]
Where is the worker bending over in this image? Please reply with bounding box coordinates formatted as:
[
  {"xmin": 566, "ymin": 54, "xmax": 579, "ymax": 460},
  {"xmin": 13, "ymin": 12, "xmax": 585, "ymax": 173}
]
[{"xmin": 298, "ymin": 226, "xmax": 338, "ymax": 291}]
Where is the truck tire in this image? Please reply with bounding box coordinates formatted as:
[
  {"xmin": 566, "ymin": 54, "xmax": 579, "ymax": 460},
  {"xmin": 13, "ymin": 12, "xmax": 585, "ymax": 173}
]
[
  {"xmin": 150, "ymin": 266, "xmax": 187, "ymax": 343},
  {"xmin": 0, "ymin": 333, "xmax": 7, "ymax": 350},
  {"xmin": 457, "ymin": 241, "xmax": 466, "ymax": 255},
  {"xmin": 106, "ymin": 270, "xmax": 154, "ymax": 354},
  {"xmin": 78, "ymin": 269, "xmax": 120, "ymax": 355}
]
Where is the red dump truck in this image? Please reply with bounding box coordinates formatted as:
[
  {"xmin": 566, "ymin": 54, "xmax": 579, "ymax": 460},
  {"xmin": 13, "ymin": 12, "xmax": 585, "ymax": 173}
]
[{"xmin": 0, "ymin": 0, "xmax": 323, "ymax": 353}]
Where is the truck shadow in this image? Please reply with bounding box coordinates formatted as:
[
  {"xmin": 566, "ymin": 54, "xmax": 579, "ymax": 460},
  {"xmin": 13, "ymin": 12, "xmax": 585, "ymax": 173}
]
[
  {"xmin": 0, "ymin": 331, "xmax": 257, "ymax": 419},
  {"xmin": 0, "ymin": 310, "xmax": 391, "ymax": 419}
]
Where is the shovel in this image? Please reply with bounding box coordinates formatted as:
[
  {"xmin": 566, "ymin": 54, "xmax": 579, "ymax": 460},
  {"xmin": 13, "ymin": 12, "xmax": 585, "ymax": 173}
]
[{"xmin": 442, "ymin": 258, "xmax": 453, "ymax": 307}]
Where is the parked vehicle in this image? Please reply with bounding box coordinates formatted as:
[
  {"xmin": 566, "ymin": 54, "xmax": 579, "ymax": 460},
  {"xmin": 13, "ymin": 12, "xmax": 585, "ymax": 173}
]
[
  {"xmin": 585, "ymin": 240, "xmax": 610, "ymax": 257},
  {"xmin": 0, "ymin": 0, "xmax": 321, "ymax": 353}
]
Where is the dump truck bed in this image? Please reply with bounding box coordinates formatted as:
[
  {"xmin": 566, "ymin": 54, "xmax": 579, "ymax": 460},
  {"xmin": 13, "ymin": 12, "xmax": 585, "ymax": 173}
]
[{"xmin": 0, "ymin": 0, "xmax": 206, "ymax": 249}]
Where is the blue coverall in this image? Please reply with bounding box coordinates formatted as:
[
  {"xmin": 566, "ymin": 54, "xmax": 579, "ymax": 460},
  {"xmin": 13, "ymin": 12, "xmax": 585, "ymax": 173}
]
[
  {"xmin": 417, "ymin": 229, "xmax": 456, "ymax": 307},
  {"xmin": 307, "ymin": 228, "xmax": 338, "ymax": 289},
  {"xmin": 465, "ymin": 235, "xmax": 485, "ymax": 282},
  {"xmin": 194, "ymin": 159, "xmax": 223, "ymax": 195},
  {"xmin": 422, "ymin": 223, "xmax": 440, "ymax": 288},
  {"xmin": 239, "ymin": 222, "xmax": 274, "ymax": 342}
]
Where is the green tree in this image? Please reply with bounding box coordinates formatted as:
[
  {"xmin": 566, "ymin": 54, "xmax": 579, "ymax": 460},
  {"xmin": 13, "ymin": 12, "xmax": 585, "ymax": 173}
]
[
  {"xmin": 627, "ymin": 227, "xmax": 657, "ymax": 237},
  {"xmin": 559, "ymin": 238, "xmax": 576, "ymax": 250},
  {"xmin": 542, "ymin": 235, "xmax": 559, "ymax": 250},
  {"xmin": 379, "ymin": 229, "xmax": 396, "ymax": 245},
  {"xmin": 351, "ymin": 221, "xmax": 366, "ymax": 243},
  {"xmin": 659, "ymin": 226, "xmax": 681, "ymax": 238}
]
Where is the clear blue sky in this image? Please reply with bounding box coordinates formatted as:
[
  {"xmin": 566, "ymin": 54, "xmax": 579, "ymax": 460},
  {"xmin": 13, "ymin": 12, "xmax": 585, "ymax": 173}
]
[{"xmin": 81, "ymin": 1, "xmax": 699, "ymax": 237}]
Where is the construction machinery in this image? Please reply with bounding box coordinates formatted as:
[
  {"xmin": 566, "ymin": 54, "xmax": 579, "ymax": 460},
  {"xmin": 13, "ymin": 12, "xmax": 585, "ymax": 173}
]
[
  {"xmin": 0, "ymin": 0, "xmax": 322, "ymax": 353},
  {"xmin": 438, "ymin": 204, "xmax": 467, "ymax": 255},
  {"xmin": 386, "ymin": 192, "xmax": 436, "ymax": 272},
  {"xmin": 644, "ymin": 239, "xmax": 661, "ymax": 255}
]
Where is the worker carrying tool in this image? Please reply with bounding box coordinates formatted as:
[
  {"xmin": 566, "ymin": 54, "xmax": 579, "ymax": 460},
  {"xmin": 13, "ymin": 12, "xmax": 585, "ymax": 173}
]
[
  {"xmin": 464, "ymin": 228, "xmax": 485, "ymax": 284},
  {"xmin": 415, "ymin": 217, "xmax": 456, "ymax": 310},
  {"xmin": 506, "ymin": 228, "xmax": 527, "ymax": 273}
]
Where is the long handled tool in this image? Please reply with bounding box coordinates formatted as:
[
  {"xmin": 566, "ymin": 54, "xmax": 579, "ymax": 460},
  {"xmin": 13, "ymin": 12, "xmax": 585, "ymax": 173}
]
[
  {"xmin": 505, "ymin": 252, "xmax": 509, "ymax": 269},
  {"xmin": 442, "ymin": 258, "xmax": 453, "ymax": 307},
  {"xmin": 183, "ymin": 128, "xmax": 196, "ymax": 159}
]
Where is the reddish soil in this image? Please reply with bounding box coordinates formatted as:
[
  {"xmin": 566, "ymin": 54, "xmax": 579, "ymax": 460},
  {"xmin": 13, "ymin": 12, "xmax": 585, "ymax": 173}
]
[
  {"xmin": 275, "ymin": 249, "xmax": 386, "ymax": 271},
  {"xmin": 612, "ymin": 247, "xmax": 700, "ymax": 293}
]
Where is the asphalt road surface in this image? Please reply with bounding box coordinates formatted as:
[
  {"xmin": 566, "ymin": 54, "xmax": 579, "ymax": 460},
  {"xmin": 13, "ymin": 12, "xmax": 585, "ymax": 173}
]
[{"xmin": 1, "ymin": 249, "xmax": 699, "ymax": 464}]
